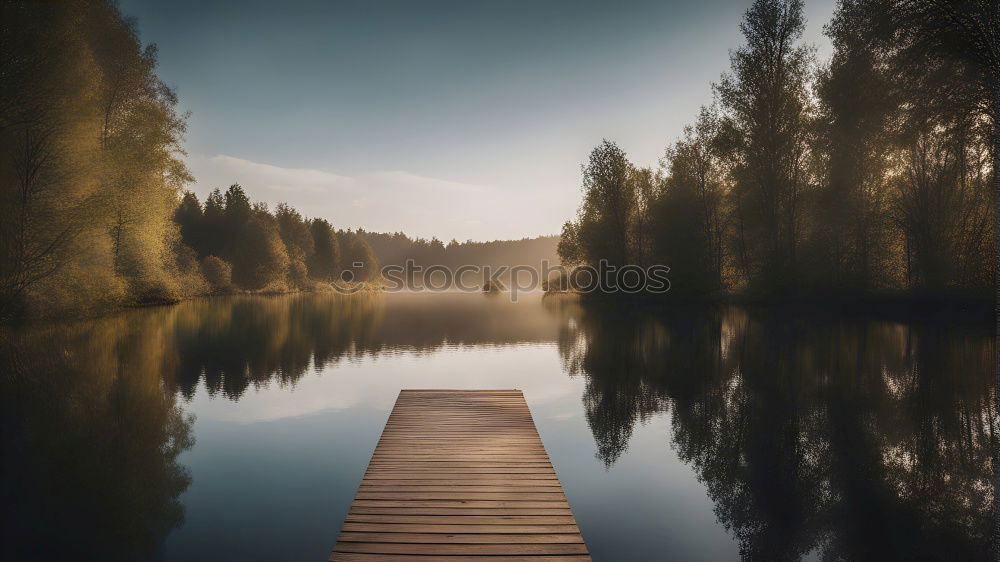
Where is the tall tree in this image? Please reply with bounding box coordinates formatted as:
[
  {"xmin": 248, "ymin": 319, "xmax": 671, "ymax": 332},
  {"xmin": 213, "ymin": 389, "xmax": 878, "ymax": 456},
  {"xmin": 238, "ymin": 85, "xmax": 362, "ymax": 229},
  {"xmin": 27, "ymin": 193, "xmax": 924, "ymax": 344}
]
[
  {"xmin": 557, "ymin": 221, "xmax": 583, "ymax": 265},
  {"xmin": 716, "ymin": 0, "xmax": 813, "ymax": 293},
  {"xmin": 0, "ymin": 0, "xmax": 194, "ymax": 317},
  {"xmin": 631, "ymin": 166, "xmax": 659, "ymax": 267},
  {"xmin": 339, "ymin": 231, "xmax": 379, "ymax": 282},
  {"xmin": 89, "ymin": 1, "xmax": 191, "ymax": 299},
  {"xmin": 653, "ymin": 107, "xmax": 728, "ymax": 294},
  {"xmin": 308, "ymin": 218, "xmax": 341, "ymax": 281},
  {"xmin": 174, "ymin": 191, "xmax": 203, "ymax": 254},
  {"xmin": 575, "ymin": 140, "xmax": 638, "ymax": 268},
  {"xmin": 810, "ymin": 1, "xmax": 896, "ymax": 292},
  {"xmin": 200, "ymin": 188, "xmax": 225, "ymax": 259},
  {"xmin": 229, "ymin": 203, "xmax": 289, "ymax": 290},
  {"xmin": 222, "ymin": 183, "xmax": 251, "ymax": 257},
  {"xmin": 275, "ymin": 203, "xmax": 314, "ymax": 288},
  {"xmin": 891, "ymin": 0, "xmax": 997, "ymax": 292}
]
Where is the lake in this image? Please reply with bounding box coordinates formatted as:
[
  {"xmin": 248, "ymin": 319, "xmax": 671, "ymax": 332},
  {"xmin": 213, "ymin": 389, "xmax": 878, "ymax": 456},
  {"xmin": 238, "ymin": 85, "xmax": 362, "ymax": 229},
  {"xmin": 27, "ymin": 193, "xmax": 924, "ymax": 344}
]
[{"xmin": 1, "ymin": 292, "xmax": 994, "ymax": 560}]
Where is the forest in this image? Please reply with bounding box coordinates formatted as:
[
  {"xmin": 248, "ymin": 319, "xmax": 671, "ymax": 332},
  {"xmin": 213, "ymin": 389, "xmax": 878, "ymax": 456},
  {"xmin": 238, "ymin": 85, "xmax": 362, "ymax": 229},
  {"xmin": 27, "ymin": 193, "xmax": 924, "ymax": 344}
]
[
  {"xmin": 360, "ymin": 231, "xmax": 557, "ymax": 271},
  {"xmin": 557, "ymin": 0, "xmax": 997, "ymax": 299},
  {"xmin": 173, "ymin": 186, "xmax": 380, "ymax": 294},
  {"xmin": 0, "ymin": 0, "xmax": 398, "ymax": 320},
  {"xmin": 359, "ymin": 231, "xmax": 558, "ymax": 285},
  {"xmin": 0, "ymin": 0, "xmax": 557, "ymax": 320},
  {"xmin": 1, "ymin": 0, "xmax": 995, "ymax": 321}
]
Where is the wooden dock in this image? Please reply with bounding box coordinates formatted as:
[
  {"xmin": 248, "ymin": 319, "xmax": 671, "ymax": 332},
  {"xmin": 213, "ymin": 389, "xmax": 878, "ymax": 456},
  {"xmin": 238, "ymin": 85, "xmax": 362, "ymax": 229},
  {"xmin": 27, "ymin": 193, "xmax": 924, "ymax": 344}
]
[{"xmin": 330, "ymin": 389, "xmax": 590, "ymax": 560}]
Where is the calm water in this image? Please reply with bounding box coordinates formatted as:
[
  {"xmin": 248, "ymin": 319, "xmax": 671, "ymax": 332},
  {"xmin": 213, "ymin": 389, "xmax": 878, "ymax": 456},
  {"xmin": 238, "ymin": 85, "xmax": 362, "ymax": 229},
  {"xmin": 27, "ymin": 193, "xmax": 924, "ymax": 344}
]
[{"xmin": 1, "ymin": 292, "xmax": 994, "ymax": 561}]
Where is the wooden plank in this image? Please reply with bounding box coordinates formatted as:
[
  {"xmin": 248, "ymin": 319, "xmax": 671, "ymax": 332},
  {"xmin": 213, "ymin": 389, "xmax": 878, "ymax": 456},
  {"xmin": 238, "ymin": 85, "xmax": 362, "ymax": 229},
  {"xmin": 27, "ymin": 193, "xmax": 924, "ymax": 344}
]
[
  {"xmin": 353, "ymin": 493, "xmax": 566, "ymax": 500},
  {"xmin": 336, "ymin": 532, "xmax": 584, "ymax": 543},
  {"xmin": 330, "ymin": 390, "xmax": 589, "ymax": 560},
  {"xmin": 330, "ymin": 552, "xmax": 590, "ymax": 562},
  {"xmin": 360, "ymin": 483, "xmax": 564, "ymax": 488},
  {"xmin": 341, "ymin": 523, "xmax": 582, "ymax": 533},
  {"xmin": 361, "ymin": 477, "xmax": 561, "ymax": 483},
  {"xmin": 345, "ymin": 515, "xmax": 578, "ymax": 524},
  {"xmin": 366, "ymin": 467, "xmax": 553, "ymax": 470},
  {"xmin": 348, "ymin": 507, "xmax": 573, "ymax": 516},
  {"xmin": 332, "ymin": 543, "xmax": 589, "ymax": 555},
  {"xmin": 350, "ymin": 500, "xmax": 571, "ymax": 508}
]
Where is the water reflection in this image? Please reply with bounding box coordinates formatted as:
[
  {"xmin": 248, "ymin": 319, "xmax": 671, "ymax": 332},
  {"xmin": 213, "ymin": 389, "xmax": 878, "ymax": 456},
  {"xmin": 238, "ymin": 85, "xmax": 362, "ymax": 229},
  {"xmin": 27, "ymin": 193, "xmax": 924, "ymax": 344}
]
[
  {"xmin": 0, "ymin": 293, "xmax": 993, "ymax": 560},
  {"xmin": 1, "ymin": 317, "xmax": 194, "ymax": 561},
  {"xmin": 166, "ymin": 293, "xmax": 562, "ymax": 400},
  {"xmin": 548, "ymin": 298, "xmax": 995, "ymax": 560},
  {"xmin": 1, "ymin": 292, "xmax": 565, "ymax": 559}
]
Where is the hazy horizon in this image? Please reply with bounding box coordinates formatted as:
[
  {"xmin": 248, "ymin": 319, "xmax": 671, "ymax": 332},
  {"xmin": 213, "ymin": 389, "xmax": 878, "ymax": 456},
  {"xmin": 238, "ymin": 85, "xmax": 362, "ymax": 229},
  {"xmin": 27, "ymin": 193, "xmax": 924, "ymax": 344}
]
[{"xmin": 119, "ymin": 0, "xmax": 836, "ymax": 242}]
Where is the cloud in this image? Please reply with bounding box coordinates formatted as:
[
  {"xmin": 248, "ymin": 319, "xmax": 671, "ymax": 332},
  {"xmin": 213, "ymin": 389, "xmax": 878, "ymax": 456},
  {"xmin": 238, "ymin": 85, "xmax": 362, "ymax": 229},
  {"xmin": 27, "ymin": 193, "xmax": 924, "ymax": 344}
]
[
  {"xmin": 208, "ymin": 154, "xmax": 356, "ymax": 193},
  {"xmin": 365, "ymin": 170, "xmax": 489, "ymax": 194},
  {"xmin": 186, "ymin": 153, "xmax": 559, "ymax": 241},
  {"xmin": 203, "ymin": 154, "xmax": 490, "ymax": 196}
]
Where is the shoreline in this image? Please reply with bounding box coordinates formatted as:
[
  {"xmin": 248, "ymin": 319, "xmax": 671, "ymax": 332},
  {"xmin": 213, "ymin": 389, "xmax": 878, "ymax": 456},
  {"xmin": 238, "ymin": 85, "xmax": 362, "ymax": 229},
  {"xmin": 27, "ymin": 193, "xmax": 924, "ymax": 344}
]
[
  {"xmin": 6, "ymin": 281, "xmax": 385, "ymax": 327},
  {"xmin": 543, "ymin": 288, "xmax": 993, "ymax": 320},
  {"xmin": 5, "ymin": 283, "xmax": 991, "ymax": 327}
]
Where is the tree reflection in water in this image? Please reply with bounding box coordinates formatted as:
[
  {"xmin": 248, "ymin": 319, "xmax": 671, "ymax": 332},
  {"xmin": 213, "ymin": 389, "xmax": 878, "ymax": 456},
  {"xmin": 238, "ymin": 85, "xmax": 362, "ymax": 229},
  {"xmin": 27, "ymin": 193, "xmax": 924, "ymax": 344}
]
[
  {"xmin": 163, "ymin": 292, "xmax": 562, "ymax": 400},
  {"xmin": 546, "ymin": 296, "xmax": 994, "ymax": 560},
  {"xmin": 2, "ymin": 315, "xmax": 194, "ymax": 561},
  {"xmin": 1, "ymin": 293, "xmax": 992, "ymax": 559},
  {"xmin": 0, "ymin": 292, "xmax": 565, "ymax": 558}
]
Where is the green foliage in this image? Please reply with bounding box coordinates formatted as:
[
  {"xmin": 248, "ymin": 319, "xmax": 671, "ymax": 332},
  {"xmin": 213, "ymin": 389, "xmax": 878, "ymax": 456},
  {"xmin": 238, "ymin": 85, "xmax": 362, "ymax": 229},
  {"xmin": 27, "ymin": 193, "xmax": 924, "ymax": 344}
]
[
  {"xmin": 308, "ymin": 219, "xmax": 341, "ymax": 281},
  {"xmin": 2, "ymin": 0, "xmax": 992, "ymax": 318},
  {"xmin": 171, "ymin": 190, "xmax": 382, "ymax": 293},
  {"xmin": 715, "ymin": 0, "xmax": 812, "ymax": 293},
  {"xmin": 650, "ymin": 107, "xmax": 727, "ymax": 295},
  {"xmin": 559, "ymin": 141, "xmax": 661, "ymax": 282},
  {"xmin": 576, "ymin": 140, "xmax": 638, "ymax": 268},
  {"xmin": 556, "ymin": 222, "xmax": 582, "ymax": 265},
  {"xmin": 339, "ymin": 231, "xmax": 379, "ymax": 282},
  {"xmin": 560, "ymin": 0, "xmax": 995, "ymax": 299},
  {"xmin": 229, "ymin": 211, "xmax": 289, "ymax": 291},
  {"xmin": 200, "ymin": 189, "xmax": 226, "ymax": 258},
  {"xmin": 175, "ymin": 191, "xmax": 204, "ymax": 253},
  {"xmin": 169, "ymin": 236, "xmax": 208, "ymax": 298},
  {"xmin": 0, "ymin": 0, "xmax": 199, "ymax": 318},
  {"xmin": 174, "ymin": 185, "xmax": 350, "ymax": 293},
  {"xmin": 275, "ymin": 203, "xmax": 314, "ymax": 289},
  {"xmin": 200, "ymin": 256, "xmax": 233, "ymax": 293},
  {"xmin": 221, "ymin": 184, "xmax": 252, "ymax": 258}
]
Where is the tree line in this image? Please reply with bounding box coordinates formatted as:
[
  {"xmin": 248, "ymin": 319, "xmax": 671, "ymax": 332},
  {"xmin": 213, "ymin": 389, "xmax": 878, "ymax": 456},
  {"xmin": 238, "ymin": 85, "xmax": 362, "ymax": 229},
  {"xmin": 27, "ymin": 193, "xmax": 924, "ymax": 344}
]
[
  {"xmin": 0, "ymin": 0, "xmax": 558, "ymax": 319},
  {"xmin": 558, "ymin": 0, "xmax": 997, "ymax": 299},
  {"xmin": 173, "ymin": 185, "xmax": 379, "ymax": 294},
  {"xmin": 1, "ymin": 0, "xmax": 198, "ymax": 319},
  {"xmin": 359, "ymin": 231, "xmax": 559, "ymax": 286},
  {"xmin": 0, "ymin": 0, "xmax": 385, "ymax": 320}
]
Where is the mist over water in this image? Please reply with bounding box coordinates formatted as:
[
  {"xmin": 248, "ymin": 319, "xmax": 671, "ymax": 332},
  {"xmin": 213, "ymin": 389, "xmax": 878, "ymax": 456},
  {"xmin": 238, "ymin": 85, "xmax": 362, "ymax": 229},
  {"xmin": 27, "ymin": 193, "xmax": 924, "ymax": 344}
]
[{"xmin": 1, "ymin": 292, "xmax": 993, "ymax": 560}]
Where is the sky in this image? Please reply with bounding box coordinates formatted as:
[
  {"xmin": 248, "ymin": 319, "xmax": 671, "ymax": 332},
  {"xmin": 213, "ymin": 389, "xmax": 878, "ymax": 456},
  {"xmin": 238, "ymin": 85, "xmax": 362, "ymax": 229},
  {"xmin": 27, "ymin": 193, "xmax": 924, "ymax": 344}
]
[{"xmin": 120, "ymin": 0, "xmax": 837, "ymax": 242}]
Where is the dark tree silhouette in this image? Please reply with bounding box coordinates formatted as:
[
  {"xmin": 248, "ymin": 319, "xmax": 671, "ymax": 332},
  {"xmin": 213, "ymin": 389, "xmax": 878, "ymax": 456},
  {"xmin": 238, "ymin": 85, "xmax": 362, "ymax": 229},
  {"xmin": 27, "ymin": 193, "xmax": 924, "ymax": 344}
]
[
  {"xmin": 308, "ymin": 218, "xmax": 341, "ymax": 281},
  {"xmin": 557, "ymin": 0, "xmax": 994, "ymax": 301},
  {"xmin": 548, "ymin": 299, "xmax": 994, "ymax": 559}
]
